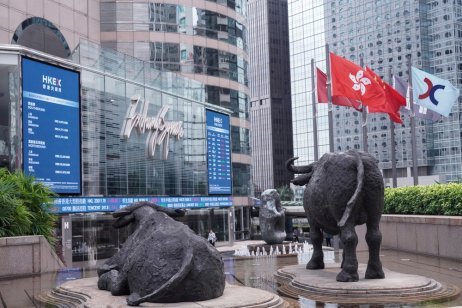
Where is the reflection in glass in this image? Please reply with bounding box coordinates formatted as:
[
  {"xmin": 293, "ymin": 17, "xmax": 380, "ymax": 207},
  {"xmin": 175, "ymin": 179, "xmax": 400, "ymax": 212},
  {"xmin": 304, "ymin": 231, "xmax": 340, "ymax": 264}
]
[{"xmin": 100, "ymin": 3, "xmax": 247, "ymax": 51}]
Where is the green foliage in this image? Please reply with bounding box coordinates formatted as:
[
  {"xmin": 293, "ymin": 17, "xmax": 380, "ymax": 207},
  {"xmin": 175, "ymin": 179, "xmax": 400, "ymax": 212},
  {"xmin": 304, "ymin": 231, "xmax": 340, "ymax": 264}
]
[
  {"xmin": 384, "ymin": 183, "xmax": 462, "ymax": 216},
  {"xmin": 0, "ymin": 168, "xmax": 57, "ymax": 244},
  {"xmin": 277, "ymin": 185, "xmax": 294, "ymax": 201}
]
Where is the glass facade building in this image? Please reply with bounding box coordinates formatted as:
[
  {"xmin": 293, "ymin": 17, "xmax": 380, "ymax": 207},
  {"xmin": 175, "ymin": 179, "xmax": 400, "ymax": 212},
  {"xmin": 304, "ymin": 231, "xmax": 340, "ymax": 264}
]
[
  {"xmin": 0, "ymin": 0, "xmax": 253, "ymax": 266},
  {"xmin": 0, "ymin": 41, "xmax": 243, "ymax": 264},
  {"xmin": 248, "ymin": 0, "xmax": 294, "ymax": 196},
  {"xmin": 288, "ymin": 0, "xmax": 462, "ymax": 185},
  {"xmin": 99, "ymin": 0, "xmax": 252, "ymax": 202}
]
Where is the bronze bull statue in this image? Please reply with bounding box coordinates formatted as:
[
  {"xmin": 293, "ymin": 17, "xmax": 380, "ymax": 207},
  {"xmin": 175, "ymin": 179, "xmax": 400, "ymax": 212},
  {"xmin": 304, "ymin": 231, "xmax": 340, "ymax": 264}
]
[
  {"xmin": 286, "ymin": 150, "xmax": 385, "ymax": 282},
  {"xmin": 97, "ymin": 202, "xmax": 225, "ymax": 305}
]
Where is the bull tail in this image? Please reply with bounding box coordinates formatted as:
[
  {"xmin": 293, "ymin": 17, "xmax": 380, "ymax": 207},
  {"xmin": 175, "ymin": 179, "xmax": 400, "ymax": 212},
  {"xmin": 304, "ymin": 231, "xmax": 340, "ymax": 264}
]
[{"xmin": 338, "ymin": 151, "xmax": 364, "ymax": 228}]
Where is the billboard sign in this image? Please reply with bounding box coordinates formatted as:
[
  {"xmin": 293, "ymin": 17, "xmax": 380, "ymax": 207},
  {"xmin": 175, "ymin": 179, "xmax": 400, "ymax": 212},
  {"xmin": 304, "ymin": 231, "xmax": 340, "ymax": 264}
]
[
  {"xmin": 53, "ymin": 196, "xmax": 233, "ymax": 213},
  {"xmin": 22, "ymin": 57, "xmax": 81, "ymax": 194},
  {"xmin": 206, "ymin": 110, "xmax": 232, "ymax": 195}
]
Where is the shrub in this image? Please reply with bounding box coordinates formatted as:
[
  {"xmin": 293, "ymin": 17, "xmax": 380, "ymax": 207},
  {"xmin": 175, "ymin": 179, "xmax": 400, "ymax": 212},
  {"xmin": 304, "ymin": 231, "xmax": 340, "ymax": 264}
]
[
  {"xmin": 384, "ymin": 183, "xmax": 462, "ymax": 216},
  {"xmin": 0, "ymin": 169, "xmax": 57, "ymax": 244}
]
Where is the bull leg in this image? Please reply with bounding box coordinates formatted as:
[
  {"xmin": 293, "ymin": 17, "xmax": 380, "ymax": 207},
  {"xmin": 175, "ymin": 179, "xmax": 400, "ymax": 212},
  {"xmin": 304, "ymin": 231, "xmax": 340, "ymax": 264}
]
[
  {"xmin": 306, "ymin": 222, "xmax": 324, "ymax": 270},
  {"xmin": 97, "ymin": 269, "xmax": 129, "ymax": 295},
  {"xmin": 365, "ymin": 221, "xmax": 385, "ymax": 279},
  {"xmin": 336, "ymin": 225, "xmax": 359, "ymax": 282}
]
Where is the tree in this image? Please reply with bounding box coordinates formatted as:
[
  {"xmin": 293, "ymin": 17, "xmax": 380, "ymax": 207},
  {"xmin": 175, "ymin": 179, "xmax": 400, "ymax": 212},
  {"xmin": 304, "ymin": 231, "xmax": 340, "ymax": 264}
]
[
  {"xmin": 277, "ymin": 185, "xmax": 294, "ymax": 201},
  {"xmin": 0, "ymin": 169, "xmax": 57, "ymax": 244}
]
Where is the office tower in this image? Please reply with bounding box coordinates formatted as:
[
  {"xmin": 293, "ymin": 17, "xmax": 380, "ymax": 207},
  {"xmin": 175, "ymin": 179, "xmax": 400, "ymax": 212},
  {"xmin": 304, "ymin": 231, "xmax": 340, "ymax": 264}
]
[
  {"xmin": 0, "ymin": 0, "xmax": 251, "ymax": 260},
  {"xmin": 248, "ymin": 0, "xmax": 293, "ymax": 195},
  {"xmin": 288, "ymin": 0, "xmax": 462, "ymax": 184},
  {"xmin": 100, "ymin": 1, "xmax": 252, "ymax": 203}
]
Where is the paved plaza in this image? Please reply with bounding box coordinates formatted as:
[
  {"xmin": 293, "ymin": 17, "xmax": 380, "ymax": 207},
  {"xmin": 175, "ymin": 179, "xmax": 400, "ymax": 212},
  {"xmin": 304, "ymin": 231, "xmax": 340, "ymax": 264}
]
[{"xmin": 0, "ymin": 240, "xmax": 461, "ymax": 307}]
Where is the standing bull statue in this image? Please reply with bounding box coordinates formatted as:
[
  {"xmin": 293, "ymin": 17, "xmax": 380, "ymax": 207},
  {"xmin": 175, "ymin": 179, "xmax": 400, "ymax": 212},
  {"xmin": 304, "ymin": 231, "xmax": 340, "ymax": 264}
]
[
  {"xmin": 97, "ymin": 202, "xmax": 225, "ymax": 306},
  {"xmin": 286, "ymin": 150, "xmax": 385, "ymax": 282}
]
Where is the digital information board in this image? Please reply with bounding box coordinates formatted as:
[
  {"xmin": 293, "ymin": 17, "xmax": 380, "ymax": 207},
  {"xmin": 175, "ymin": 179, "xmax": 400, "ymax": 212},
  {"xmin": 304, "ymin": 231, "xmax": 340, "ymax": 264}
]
[
  {"xmin": 52, "ymin": 196, "xmax": 233, "ymax": 213},
  {"xmin": 22, "ymin": 58, "xmax": 81, "ymax": 194},
  {"xmin": 206, "ymin": 109, "xmax": 232, "ymax": 195}
]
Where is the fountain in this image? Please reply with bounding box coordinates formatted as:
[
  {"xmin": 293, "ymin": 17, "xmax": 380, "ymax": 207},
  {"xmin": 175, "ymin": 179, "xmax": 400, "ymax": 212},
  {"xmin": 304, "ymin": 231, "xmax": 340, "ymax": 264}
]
[{"xmin": 233, "ymin": 241, "xmax": 335, "ymax": 264}]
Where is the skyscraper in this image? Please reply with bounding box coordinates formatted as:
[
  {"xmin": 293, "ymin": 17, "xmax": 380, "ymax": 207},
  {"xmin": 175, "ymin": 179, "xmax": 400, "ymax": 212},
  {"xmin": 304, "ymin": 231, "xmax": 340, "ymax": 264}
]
[
  {"xmin": 248, "ymin": 0, "xmax": 293, "ymax": 195},
  {"xmin": 288, "ymin": 0, "xmax": 462, "ymax": 185},
  {"xmin": 0, "ymin": 0, "xmax": 252, "ymax": 251},
  {"xmin": 99, "ymin": 1, "xmax": 252, "ymax": 204}
]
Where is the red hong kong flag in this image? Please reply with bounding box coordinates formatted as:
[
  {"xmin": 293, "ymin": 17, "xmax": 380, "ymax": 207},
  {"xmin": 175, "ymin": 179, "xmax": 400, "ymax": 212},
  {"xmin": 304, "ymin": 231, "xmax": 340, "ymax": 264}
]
[
  {"xmin": 366, "ymin": 67, "xmax": 406, "ymax": 124},
  {"xmin": 316, "ymin": 67, "xmax": 362, "ymax": 111},
  {"xmin": 329, "ymin": 52, "xmax": 386, "ymax": 110}
]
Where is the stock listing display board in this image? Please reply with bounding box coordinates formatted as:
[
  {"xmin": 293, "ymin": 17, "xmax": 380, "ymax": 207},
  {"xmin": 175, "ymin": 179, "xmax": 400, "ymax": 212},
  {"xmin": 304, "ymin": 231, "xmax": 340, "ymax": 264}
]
[
  {"xmin": 53, "ymin": 196, "xmax": 233, "ymax": 213},
  {"xmin": 22, "ymin": 57, "xmax": 81, "ymax": 194},
  {"xmin": 206, "ymin": 109, "xmax": 232, "ymax": 195}
]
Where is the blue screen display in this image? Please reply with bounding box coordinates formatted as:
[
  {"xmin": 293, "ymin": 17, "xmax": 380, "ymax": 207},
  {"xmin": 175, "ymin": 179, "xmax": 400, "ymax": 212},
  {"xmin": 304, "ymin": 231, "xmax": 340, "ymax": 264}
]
[
  {"xmin": 206, "ymin": 110, "xmax": 232, "ymax": 195},
  {"xmin": 22, "ymin": 58, "xmax": 81, "ymax": 194},
  {"xmin": 53, "ymin": 196, "xmax": 233, "ymax": 213}
]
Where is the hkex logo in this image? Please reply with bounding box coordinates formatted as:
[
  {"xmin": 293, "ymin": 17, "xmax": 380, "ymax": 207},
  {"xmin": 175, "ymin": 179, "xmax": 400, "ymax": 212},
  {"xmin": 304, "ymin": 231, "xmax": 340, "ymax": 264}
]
[{"xmin": 42, "ymin": 75, "xmax": 62, "ymax": 93}]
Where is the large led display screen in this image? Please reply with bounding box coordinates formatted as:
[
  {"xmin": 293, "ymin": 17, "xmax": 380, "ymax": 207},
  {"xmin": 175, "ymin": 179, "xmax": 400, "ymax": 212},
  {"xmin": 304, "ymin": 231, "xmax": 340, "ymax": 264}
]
[
  {"xmin": 206, "ymin": 109, "xmax": 232, "ymax": 195},
  {"xmin": 22, "ymin": 57, "xmax": 81, "ymax": 194},
  {"xmin": 53, "ymin": 196, "xmax": 233, "ymax": 213}
]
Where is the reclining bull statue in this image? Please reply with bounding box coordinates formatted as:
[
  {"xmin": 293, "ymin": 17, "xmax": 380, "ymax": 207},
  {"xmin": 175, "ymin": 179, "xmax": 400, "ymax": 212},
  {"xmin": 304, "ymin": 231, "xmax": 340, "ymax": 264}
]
[
  {"xmin": 286, "ymin": 150, "xmax": 385, "ymax": 282},
  {"xmin": 97, "ymin": 202, "xmax": 225, "ymax": 306}
]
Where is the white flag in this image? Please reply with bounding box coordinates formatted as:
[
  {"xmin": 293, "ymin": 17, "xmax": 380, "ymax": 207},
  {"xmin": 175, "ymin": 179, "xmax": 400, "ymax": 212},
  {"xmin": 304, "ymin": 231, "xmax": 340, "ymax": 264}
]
[{"xmin": 412, "ymin": 66, "xmax": 459, "ymax": 117}]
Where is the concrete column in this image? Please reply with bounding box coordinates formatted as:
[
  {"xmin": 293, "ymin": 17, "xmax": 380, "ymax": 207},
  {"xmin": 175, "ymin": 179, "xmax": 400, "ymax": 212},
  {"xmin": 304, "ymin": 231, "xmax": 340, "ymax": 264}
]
[
  {"xmin": 228, "ymin": 207, "xmax": 234, "ymax": 245},
  {"xmin": 61, "ymin": 215, "xmax": 72, "ymax": 267}
]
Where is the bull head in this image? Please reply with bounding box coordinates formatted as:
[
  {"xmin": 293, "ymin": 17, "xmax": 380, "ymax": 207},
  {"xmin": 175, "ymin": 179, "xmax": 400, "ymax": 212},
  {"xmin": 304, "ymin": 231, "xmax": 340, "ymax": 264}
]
[{"xmin": 113, "ymin": 202, "xmax": 185, "ymax": 228}]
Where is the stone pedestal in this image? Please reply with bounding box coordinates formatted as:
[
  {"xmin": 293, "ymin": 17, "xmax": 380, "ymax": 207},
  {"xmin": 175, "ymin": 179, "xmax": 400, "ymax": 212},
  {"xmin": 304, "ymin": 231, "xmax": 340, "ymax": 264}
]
[
  {"xmin": 37, "ymin": 277, "xmax": 288, "ymax": 307},
  {"xmin": 275, "ymin": 263, "xmax": 460, "ymax": 305}
]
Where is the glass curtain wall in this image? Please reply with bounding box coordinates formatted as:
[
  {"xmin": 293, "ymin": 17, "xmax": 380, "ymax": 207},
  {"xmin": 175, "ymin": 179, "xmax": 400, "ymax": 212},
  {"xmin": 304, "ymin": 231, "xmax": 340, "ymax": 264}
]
[
  {"xmin": 0, "ymin": 54, "xmax": 19, "ymax": 171},
  {"xmin": 0, "ymin": 42, "xmax": 235, "ymax": 265},
  {"xmin": 75, "ymin": 40, "xmax": 209, "ymax": 196}
]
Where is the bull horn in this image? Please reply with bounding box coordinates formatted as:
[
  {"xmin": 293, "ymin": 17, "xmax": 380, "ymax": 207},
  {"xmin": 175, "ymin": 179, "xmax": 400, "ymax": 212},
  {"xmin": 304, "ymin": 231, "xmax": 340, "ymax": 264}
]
[{"xmin": 286, "ymin": 157, "xmax": 315, "ymax": 174}]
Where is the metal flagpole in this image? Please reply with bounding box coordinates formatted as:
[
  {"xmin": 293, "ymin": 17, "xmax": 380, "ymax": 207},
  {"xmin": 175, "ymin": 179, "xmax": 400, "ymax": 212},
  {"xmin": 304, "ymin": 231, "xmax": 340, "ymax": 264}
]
[
  {"xmin": 311, "ymin": 59, "xmax": 319, "ymax": 161},
  {"xmin": 408, "ymin": 55, "xmax": 419, "ymax": 185},
  {"xmin": 326, "ymin": 47, "xmax": 340, "ymax": 252},
  {"xmin": 325, "ymin": 45, "xmax": 335, "ymax": 153},
  {"xmin": 360, "ymin": 56, "xmax": 368, "ymax": 152},
  {"xmin": 389, "ymin": 67, "xmax": 397, "ymax": 188}
]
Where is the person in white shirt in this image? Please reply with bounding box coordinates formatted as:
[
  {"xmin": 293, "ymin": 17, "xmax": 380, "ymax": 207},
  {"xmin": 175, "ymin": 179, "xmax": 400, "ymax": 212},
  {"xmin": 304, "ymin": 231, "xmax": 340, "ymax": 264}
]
[{"xmin": 208, "ymin": 229, "xmax": 217, "ymax": 246}]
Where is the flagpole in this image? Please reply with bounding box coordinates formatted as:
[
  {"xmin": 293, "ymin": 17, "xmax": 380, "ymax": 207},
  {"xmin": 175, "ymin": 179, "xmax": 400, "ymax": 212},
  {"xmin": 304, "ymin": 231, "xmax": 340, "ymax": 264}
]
[
  {"xmin": 326, "ymin": 47, "xmax": 340, "ymax": 252},
  {"xmin": 389, "ymin": 67, "xmax": 397, "ymax": 188},
  {"xmin": 325, "ymin": 44, "xmax": 335, "ymax": 153},
  {"xmin": 360, "ymin": 56, "xmax": 368, "ymax": 152},
  {"xmin": 408, "ymin": 55, "xmax": 419, "ymax": 185},
  {"xmin": 311, "ymin": 58, "xmax": 319, "ymax": 160}
]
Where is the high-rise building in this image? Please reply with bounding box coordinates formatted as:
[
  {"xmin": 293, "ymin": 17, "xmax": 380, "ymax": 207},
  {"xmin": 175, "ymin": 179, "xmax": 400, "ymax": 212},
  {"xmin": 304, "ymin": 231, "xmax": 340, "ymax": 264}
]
[
  {"xmin": 99, "ymin": 1, "xmax": 252, "ymax": 205},
  {"xmin": 248, "ymin": 0, "xmax": 293, "ymax": 196},
  {"xmin": 288, "ymin": 0, "xmax": 462, "ymax": 185},
  {"xmin": 0, "ymin": 0, "xmax": 252, "ymax": 264}
]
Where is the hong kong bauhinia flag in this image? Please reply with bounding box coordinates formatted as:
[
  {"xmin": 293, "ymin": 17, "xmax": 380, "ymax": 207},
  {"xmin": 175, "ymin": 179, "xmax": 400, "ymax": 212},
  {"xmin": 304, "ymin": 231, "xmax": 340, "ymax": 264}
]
[
  {"xmin": 412, "ymin": 66, "xmax": 460, "ymax": 117},
  {"xmin": 329, "ymin": 52, "xmax": 386, "ymax": 109},
  {"xmin": 316, "ymin": 67, "xmax": 362, "ymax": 111}
]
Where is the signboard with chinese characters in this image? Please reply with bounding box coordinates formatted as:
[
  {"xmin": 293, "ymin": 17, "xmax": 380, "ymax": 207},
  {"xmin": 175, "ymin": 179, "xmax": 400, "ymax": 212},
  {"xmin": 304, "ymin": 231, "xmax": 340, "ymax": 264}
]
[
  {"xmin": 22, "ymin": 57, "xmax": 81, "ymax": 194},
  {"xmin": 206, "ymin": 109, "xmax": 232, "ymax": 195},
  {"xmin": 53, "ymin": 196, "xmax": 233, "ymax": 213}
]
